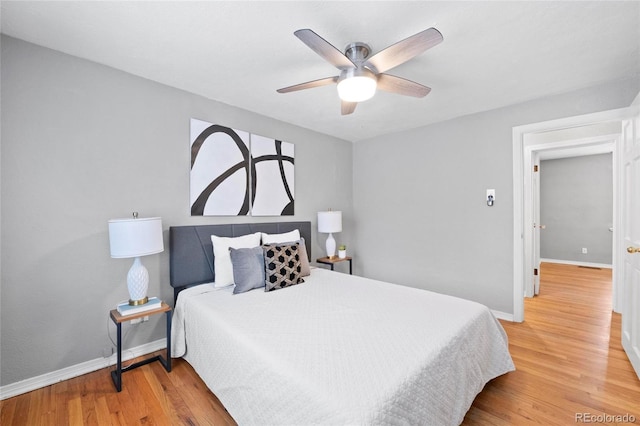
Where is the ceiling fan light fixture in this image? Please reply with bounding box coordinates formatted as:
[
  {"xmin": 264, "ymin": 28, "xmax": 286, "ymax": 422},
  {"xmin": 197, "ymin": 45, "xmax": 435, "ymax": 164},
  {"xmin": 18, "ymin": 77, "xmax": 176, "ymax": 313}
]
[
  {"xmin": 337, "ymin": 69, "xmax": 377, "ymax": 103},
  {"xmin": 278, "ymin": 28, "xmax": 443, "ymax": 114}
]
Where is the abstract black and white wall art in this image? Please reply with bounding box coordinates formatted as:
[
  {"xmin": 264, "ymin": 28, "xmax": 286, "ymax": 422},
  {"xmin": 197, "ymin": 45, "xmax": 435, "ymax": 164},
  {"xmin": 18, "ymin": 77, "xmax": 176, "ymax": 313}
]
[
  {"xmin": 189, "ymin": 119, "xmax": 295, "ymax": 216},
  {"xmin": 190, "ymin": 118, "xmax": 251, "ymax": 216},
  {"xmin": 250, "ymin": 134, "xmax": 295, "ymax": 216}
]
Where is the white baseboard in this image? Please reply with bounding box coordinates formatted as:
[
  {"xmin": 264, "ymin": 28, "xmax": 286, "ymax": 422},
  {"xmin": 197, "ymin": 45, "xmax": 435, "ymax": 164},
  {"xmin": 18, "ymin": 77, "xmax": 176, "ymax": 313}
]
[
  {"xmin": 540, "ymin": 258, "xmax": 612, "ymax": 269},
  {"xmin": 491, "ymin": 310, "xmax": 514, "ymax": 322},
  {"xmin": 0, "ymin": 338, "xmax": 167, "ymax": 400}
]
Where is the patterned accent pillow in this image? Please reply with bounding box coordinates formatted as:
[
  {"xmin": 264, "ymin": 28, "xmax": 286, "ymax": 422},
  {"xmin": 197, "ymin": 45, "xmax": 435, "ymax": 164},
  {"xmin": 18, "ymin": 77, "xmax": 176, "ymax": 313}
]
[{"xmin": 262, "ymin": 243, "xmax": 305, "ymax": 292}]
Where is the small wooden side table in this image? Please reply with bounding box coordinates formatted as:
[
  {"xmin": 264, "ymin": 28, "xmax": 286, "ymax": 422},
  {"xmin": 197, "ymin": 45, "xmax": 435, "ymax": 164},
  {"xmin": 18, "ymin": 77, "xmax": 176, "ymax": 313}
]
[
  {"xmin": 316, "ymin": 256, "xmax": 353, "ymax": 275},
  {"xmin": 109, "ymin": 302, "xmax": 172, "ymax": 392}
]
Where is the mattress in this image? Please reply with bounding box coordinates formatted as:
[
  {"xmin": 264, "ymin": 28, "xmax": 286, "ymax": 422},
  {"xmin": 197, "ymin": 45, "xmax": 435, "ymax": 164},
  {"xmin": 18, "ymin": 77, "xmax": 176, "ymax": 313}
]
[{"xmin": 171, "ymin": 267, "xmax": 515, "ymax": 425}]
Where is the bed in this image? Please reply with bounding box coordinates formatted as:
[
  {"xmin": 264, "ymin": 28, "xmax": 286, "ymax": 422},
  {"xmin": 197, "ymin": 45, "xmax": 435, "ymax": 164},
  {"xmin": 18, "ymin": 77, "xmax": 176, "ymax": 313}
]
[{"xmin": 169, "ymin": 221, "xmax": 515, "ymax": 425}]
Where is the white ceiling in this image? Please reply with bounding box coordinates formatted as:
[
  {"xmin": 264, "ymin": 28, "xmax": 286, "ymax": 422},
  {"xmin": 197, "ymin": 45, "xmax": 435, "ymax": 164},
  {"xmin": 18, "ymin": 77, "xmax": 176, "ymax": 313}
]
[{"xmin": 2, "ymin": 1, "xmax": 639, "ymax": 142}]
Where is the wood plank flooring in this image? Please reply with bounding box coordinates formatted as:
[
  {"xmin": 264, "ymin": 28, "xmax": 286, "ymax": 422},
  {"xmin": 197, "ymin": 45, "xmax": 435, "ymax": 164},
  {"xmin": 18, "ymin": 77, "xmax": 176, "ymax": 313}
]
[
  {"xmin": 2, "ymin": 262, "xmax": 639, "ymax": 425},
  {"xmin": 1, "ymin": 354, "xmax": 235, "ymax": 426},
  {"xmin": 463, "ymin": 262, "xmax": 640, "ymax": 425}
]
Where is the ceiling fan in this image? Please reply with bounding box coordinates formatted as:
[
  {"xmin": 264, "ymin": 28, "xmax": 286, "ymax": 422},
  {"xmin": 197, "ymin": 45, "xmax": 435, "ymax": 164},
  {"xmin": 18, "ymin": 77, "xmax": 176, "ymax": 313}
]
[{"xmin": 277, "ymin": 28, "xmax": 443, "ymax": 115}]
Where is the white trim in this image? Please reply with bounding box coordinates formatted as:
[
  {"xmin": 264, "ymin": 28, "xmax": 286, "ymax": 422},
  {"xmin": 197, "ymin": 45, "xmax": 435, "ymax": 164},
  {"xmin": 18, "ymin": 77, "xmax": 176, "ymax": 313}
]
[
  {"xmin": 513, "ymin": 107, "xmax": 631, "ymax": 323},
  {"xmin": 523, "ymin": 134, "xmax": 619, "ymax": 298},
  {"xmin": 540, "ymin": 258, "xmax": 613, "ymax": 269},
  {"xmin": 512, "ymin": 126, "xmax": 525, "ymax": 322},
  {"xmin": 0, "ymin": 339, "xmax": 167, "ymax": 400},
  {"xmin": 491, "ymin": 310, "xmax": 514, "ymax": 322}
]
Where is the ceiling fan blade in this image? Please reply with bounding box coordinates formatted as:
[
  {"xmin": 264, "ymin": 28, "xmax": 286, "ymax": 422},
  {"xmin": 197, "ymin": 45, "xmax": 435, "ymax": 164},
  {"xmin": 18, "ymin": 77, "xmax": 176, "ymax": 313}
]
[
  {"xmin": 376, "ymin": 74, "xmax": 431, "ymax": 98},
  {"xmin": 294, "ymin": 29, "xmax": 356, "ymax": 70},
  {"xmin": 364, "ymin": 28, "xmax": 443, "ymax": 74},
  {"xmin": 277, "ymin": 76, "xmax": 338, "ymax": 93},
  {"xmin": 341, "ymin": 100, "xmax": 357, "ymax": 115}
]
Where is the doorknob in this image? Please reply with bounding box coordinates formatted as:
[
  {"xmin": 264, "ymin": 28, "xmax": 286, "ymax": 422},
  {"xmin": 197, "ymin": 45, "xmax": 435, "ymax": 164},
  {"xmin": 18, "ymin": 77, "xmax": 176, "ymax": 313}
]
[{"xmin": 627, "ymin": 246, "xmax": 640, "ymax": 253}]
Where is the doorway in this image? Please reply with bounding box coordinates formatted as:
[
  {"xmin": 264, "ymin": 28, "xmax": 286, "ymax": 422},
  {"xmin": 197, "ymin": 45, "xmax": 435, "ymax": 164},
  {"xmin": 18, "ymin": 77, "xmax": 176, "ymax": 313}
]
[
  {"xmin": 532, "ymin": 134, "xmax": 617, "ymax": 298},
  {"xmin": 512, "ymin": 108, "xmax": 631, "ymax": 322}
]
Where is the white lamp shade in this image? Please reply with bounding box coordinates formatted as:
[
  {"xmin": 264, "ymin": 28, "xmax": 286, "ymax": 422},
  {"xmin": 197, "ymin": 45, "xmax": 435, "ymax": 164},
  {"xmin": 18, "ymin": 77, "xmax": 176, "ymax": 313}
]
[
  {"xmin": 337, "ymin": 76, "xmax": 377, "ymax": 102},
  {"xmin": 318, "ymin": 211, "xmax": 342, "ymax": 233},
  {"xmin": 108, "ymin": 217, "xmax": 164, "ymax": 258}
]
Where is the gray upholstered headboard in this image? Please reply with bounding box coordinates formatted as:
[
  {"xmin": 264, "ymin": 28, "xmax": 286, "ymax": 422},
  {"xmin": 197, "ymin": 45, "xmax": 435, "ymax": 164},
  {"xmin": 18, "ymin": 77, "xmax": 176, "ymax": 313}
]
[{"xmin": 169, "ymin": 221, "xmax": 311, "ymax": 302}]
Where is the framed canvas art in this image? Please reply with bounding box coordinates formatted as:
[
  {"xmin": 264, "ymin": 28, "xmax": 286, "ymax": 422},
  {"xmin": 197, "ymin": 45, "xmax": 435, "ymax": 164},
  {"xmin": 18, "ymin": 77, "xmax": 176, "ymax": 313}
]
[
  {"xmin": 250, "ymin": 134, "xmax": 295, "ymax": 216},
  {"xmin": 190, "ymin": 119, "xmax": 250, "ymax": 216},
  {"xmin": 189, "ymin": 119, "xmax": 295, "ymax": 216}
]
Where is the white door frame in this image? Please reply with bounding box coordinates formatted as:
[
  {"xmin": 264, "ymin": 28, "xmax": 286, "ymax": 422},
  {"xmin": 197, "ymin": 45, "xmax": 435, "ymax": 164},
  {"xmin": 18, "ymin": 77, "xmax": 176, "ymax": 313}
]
[
  {"xmin": 523, "ymin": 135, "xmax": 618, "ymax": 298},
  {"xmin": 512, "ymin": 107, "xmax": 631, "ymax": 322}
]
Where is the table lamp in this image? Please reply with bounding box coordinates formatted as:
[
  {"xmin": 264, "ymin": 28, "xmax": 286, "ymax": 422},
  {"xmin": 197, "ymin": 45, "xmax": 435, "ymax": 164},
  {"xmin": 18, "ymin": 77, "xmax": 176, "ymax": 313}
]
[
  {"xmin": 108, "ymin": 213, "xmax": 164, "ymax": 306},
  {"xmin": 318, "ymin": 210, "xmax": 342, "ymax": 258}
]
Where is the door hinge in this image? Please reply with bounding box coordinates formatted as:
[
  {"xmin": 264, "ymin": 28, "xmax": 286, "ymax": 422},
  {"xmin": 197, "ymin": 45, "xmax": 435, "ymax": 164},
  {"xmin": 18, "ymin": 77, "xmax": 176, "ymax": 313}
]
[
  {"xmin": 533, "ymin": 165, "xmax": 539, "ymax": 172},
  {"xmin": 534, "ymin": 268, "xmax": 539, "ymax": 276}
]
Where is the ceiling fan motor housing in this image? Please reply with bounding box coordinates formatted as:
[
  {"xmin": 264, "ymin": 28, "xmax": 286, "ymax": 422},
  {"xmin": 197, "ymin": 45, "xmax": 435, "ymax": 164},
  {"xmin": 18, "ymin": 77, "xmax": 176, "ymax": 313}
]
[
  {"xmin": 344, "ymin": 42, "xmax": 372, "ymax": 64},
  {"xmin": 336, "ymin": 42, "xmax": 377, "ymax": 102}
]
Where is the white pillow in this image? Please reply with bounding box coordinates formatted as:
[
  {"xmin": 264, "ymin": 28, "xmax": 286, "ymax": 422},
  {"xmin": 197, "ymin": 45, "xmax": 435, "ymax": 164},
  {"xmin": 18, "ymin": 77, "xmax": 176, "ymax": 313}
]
[
  {"xmin": 211, "ymin": 232, "xmax": 261, "ymax": 288},
  {"xmin": 261, "ymin": 229, "xmax": 301, "ymax": 245}
]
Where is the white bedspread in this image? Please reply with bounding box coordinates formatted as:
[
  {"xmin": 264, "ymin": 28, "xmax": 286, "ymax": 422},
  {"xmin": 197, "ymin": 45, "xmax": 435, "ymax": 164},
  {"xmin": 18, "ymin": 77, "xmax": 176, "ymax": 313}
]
[{"xmin": 172, "ymin": 268, "xmax": 514, "ymax": 425}]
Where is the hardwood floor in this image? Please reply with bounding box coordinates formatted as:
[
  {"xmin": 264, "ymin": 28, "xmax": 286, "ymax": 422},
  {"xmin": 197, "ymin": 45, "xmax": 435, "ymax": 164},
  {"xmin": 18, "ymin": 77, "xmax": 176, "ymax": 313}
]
[
  {"xmin": 463, "ymin": 262, "xmax": 640, "ymax": 425},
  {"xmin": 2, "ymin": 262, "xmax": 639, "ymax": 425}
]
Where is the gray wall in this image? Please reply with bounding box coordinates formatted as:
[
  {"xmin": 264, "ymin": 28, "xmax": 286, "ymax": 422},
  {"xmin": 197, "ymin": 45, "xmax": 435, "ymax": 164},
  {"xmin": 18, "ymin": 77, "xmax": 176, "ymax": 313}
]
[
  {"xmin": 540, "ymin": 154, "xmax": 613, "ymax": 264},
  {"xmin": 0, "ymin": 36, "xmax": 354, "ymax": 385},
  {"xmin": 2, "ymin": 33, "xmax": 638, "ymax": 388},
  {"xmin": 352, "ymin": 78, "xmax": 638, "ymax": 314}
]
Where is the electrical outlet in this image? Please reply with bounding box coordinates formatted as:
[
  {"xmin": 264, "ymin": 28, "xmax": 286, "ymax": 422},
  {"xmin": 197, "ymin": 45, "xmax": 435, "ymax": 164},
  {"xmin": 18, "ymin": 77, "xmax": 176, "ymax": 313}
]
[
  {"xmin": 130, "ymin": 317, "xmax": 142, "ymax": 325},
  {"xmin": 582, "ymin": 247, "xmax": 588, "ymax": 254},
  {"xmin": 142, "ymin": 316, "xmax": 149, "ymax": 322}
]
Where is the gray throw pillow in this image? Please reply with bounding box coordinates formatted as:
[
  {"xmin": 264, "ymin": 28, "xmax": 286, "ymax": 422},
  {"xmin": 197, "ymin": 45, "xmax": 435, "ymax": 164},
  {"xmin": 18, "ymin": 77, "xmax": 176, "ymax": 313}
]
[{"xmin": 230, "ymin": 246, "xmax": 265, "ymax": 294}]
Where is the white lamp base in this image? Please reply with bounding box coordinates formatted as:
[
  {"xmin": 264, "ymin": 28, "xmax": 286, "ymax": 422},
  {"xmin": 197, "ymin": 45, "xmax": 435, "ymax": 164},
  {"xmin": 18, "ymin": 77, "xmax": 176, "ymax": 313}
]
[
  {"xmin": 325, "ymin": 233, "xmax": 336, "ymax": 258},
  {"xmin": 127, "ymin": 257, "xmax": 149, "ymax": 306}
]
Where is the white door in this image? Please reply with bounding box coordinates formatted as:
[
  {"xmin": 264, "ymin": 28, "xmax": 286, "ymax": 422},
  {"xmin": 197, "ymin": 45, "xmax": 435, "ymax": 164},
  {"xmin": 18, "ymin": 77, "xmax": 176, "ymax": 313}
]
[
  {"xmin": 621, "ymin": 110, "xmax": 640, "ymax": 379},
  {"xmin": 523, "ymin": 148, "xmax": 543, "ymax": 297},
  {"xmin": 532, "ymin": 153, "xmax": 542, "ymax": 295}
]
